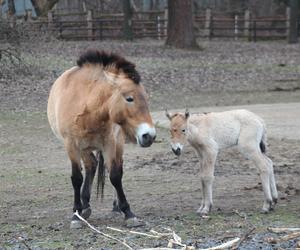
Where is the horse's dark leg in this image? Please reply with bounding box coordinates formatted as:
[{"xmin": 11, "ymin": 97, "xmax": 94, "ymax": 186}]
[
  {"xmin": 70, "ymin": 161, "xmax": 83, "ymax": 228},
  {"xmin": 109, "ymin": 160, "xmax": 135, "ymax": 220},
  {"xmin": 112, "ymin": 196, "xmax": 122, "ymax": 213},
  {"xmin": 81, "ymin": 152, "xmax": 97, "ymax": 219}
]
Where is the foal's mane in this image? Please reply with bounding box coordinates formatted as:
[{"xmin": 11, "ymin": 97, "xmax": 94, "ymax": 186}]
[{"xmin": 77, "ymin": 49, "xmax": 140, "ymax": 84}]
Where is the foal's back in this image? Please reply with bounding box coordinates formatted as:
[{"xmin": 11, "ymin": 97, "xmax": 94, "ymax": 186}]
[{"xmin": 188, "ymin": 109, "xmax": 265, "ymax": 149}]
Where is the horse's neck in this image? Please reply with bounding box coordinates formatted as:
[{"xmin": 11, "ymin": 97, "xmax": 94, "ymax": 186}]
[{"xmin": 188, "ymin": 114, "xmax": 205, "ymax": 128}]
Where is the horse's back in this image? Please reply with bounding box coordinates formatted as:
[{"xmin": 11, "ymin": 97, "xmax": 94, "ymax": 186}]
[{"xmin": 47, "ymin": 66, "xmax": 79, "ymax": 140}]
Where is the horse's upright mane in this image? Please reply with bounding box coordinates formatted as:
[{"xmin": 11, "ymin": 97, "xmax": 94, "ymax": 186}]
[{"xmin": 77, "ymin": 49, "xmax": 140, "ymax": 84}]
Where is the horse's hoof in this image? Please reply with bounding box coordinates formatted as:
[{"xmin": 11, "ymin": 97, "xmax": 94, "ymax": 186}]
[
  {"xmin": 261, "ymin": 207, "xmax": 271, "ymax": 214},
  {"xmin": 70, "ymin": 220, "xmax": 83, "ymax": 229},
  {"xmin": 196, "ymin": 207, "xmax": 204, "ymax": 214},
  {"xmin": 124, "ymin": 217, "xmax": 145, "ymax": 228},
  {"xmin": 82, "ymin": 207, "xmax": 92, "ymax": 219}
]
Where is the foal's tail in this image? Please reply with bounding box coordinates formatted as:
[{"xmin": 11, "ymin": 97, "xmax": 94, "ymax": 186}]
[
  {"xmin": 96, "ymin": 151, "xmax": 105, "ymax": 200},
  {"xmin": 260, "ymin": 125, "xmax": 267, "ymax": 154}
]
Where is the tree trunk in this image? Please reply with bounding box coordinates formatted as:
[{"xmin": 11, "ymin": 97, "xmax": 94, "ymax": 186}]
[
  {"xmin": 288, "ymin": 0, "xmax": 298, "ymax": 43},
  {"xmin": 7, "ymin": 0, "xmax": 16, "ymax": 16},
  {"xmin": 122, "ymin": 0, "xmax": 134, "ymax": 40},
  {"xmin": 166, "ymin": 0, "xmax": 198, "ymax": 49},
  {"xmin": 31, "ymin": 0, "xmax": 59, "ymax": 16}
]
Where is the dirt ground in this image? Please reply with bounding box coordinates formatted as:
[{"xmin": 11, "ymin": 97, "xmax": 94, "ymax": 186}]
[{"xmin": 0, "ymin": 40, "xmax": 300, "ymax": 249}]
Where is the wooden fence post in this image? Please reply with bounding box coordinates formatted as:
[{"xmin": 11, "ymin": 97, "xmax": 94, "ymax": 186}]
[
  {"xmin": 48, "ymin": 11, "xmax": 53, "ymax": 29},
  {"xmin": 253, "ymin": 20, "xmax": 257, "ymax": 42},
  {"xmin": 27, "ymin": 10, "xmax": 32, "ymax": 22},
  {"xmin": 157, "ymin": 15, "xmax": 161, "ymax": 40},
  {"xmin": 205, "ymin": 8, "xmax": 212, "ymax": 39},
  {"xmin": 164, "ymin": 7, "xmax": 168, "ymax": 37},
  {"xmin": 244, "ymin": 10, "xmax": 250, "ymax": 41},
  {"xmin": 234, "ymin": 15, "xmax": 238, "ymax": 40},
  {"xmin": 286, "ymin": 6, "xmax": 291, "ymax": 42},
  {"xmin": 87, "ymin": 10, "xmax": 93, "ymax": 40}
]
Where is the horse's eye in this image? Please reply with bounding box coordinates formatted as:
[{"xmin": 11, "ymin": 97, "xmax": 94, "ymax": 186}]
[
  {"xmin": 182, "ymin": 129, "xmax": 186, "ymax": 133},
  {"xmin": 126, "ymin": 96, "xmax": 134, "ymax": 103}
]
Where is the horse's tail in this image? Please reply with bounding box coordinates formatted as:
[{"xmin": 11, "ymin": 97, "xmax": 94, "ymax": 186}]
[
  {"xmin": 260, "ymin": 123, "xmax": 267, "ymax": 154},
  {"xmin": 96, "ymin": 151, "xmax": 105, "ymax": 200}
]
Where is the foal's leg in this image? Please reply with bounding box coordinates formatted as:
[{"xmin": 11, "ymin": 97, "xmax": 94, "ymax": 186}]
[
  {"xmin": 239, "ymin": 140, "xmax": 273, "ymax": 213},
  {"xmin": 197, "ymin": 148, "xmax": 217, "ymax": 216},
  {"xmin": 264, "ymin": 155, "xmax": 278, "ymax": 206},
  {"xmin": 65, "ymin": 142, "xmax": 83, "ymax": 229},
  {"xmin": 81, "ymin": 151, "xmax": 97, "ymax": 219}
]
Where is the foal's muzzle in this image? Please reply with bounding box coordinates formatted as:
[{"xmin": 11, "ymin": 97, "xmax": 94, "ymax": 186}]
[
  {"xmin": 136, "ymin": 123, "xmax": 156, "ymax": 147},
  {"xmin": 172, "ymin": 147, "xmax": 181, "ymax": 156}
]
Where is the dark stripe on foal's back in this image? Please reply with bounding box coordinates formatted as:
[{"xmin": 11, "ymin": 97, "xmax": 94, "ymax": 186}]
[{"xmin": 77, "ymin": 49, "xmax": 140, "ymax": 84}]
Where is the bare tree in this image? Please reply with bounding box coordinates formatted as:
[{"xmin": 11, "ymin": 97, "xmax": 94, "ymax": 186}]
[
  {"xmin": 166, "ymin": 0, "xmax": 198, "ymax": 49},
  {"xmin": 122, "ymin": 0, "xmax": 134, "ymax": 40},
  {"xmin": 31, "ymin": 0, "xmax": 59, "ymax": 16}
]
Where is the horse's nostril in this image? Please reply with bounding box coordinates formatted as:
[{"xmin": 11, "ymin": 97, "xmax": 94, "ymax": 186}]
[
  {"xmin": 142, "ymin": 133, "xmax": 151, "ymax": 141},
  {"xmin": 172, "ymin": 147, "xmax": 181, "ymax": 156}
]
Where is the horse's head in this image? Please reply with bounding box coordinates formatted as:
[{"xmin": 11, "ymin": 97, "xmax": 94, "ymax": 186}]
[
  {"xmin": 81, "ymin": 52, "xmax": 156, "ymax": 147},
  {"xmin": 166, "ymin": 109, "xmax": 189, "ymax": 156},
  {"xmin": 76, "ymin": 50, "xmax": 156, "ymax": 147},
  {"xmin": 109, "ymin": 78, "xmax": 156, "ymax": 147}
]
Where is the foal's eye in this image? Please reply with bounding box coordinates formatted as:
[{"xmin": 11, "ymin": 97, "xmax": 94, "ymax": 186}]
[
  {"xmin": 125, "ymin": 96, "xmax": 134, "ymax": 103},
  {"xmin": 182, "ymin": 129, "xmax": 186, "ymax": 133}
]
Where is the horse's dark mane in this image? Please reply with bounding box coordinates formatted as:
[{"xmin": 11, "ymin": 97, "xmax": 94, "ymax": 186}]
[{"xmin": 77, "ymin": 49, "xmax": 140, "ymax": 84}]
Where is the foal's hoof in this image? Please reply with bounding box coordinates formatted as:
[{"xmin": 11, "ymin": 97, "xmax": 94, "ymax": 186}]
[
  {"xmin": 70, "ymin": 220, "xmax": 83, "ymax": 229},
  {"xmin": 124, "ymin": 217, "xmax": 145, "ymax": 228},
  {"xmin": 196, "ymin": 206, "xmax": 211, "ymax": 217},
  {"xmin": 82, "ymin": 207, "xmax": 92, "ymax": 219}
]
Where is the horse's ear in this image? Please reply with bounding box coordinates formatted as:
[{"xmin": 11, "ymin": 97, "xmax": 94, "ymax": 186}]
[
  {"xmin": 165, "ymin": 109, "xmax": 172, "ymax": 120},
  {"xmin": 185, "ymin": 109, "xmax": 190, "ymax": 119}
]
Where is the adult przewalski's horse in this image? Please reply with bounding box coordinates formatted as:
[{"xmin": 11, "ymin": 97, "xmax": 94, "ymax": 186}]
[
  {"xmin": 166, "ymin": 109, "xmax": 278, "ymax": 215},
  {"xmin": 47, "ymin": 50, "xmax": 156, "ymax": 228}
]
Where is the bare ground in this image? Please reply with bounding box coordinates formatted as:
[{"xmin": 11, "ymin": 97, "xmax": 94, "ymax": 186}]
[{"xmin": 0, "ymin": 40, "xmax": 300, "ymax": 249}]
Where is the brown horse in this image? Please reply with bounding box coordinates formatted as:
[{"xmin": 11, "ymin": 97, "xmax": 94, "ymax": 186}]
[{"xmin": 47, "ymin": 50, "xmax": 156, "ymax": 228}]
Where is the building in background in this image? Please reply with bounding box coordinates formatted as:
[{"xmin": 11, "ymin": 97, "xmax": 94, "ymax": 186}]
[{"xmin": 1, "ymin": 0, "xmax": 36, "ymax": 17}]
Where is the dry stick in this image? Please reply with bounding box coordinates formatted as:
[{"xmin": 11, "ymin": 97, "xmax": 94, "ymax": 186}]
[
  {"xmin": 17, "ymin": 237, "xmax": 32, "ymax": 250},
  {"xmin": 74, "ymin": 212, "xmax": 133, "ymax": 250},
  {"xmin": 140, "ymin": 248, "xmax": 179, "ymax": 250},
  {"xmin": 106, "ymin": 226, "xmax": 162, "ymax": 238},
  {"xmin": 233, "ymin": 227, "xmax": 256, "ymax": 250},
  {"xmin": 267, "ymin": 227, "xmax": 300, "ymax": 233},
  {"xmin": 198, "ymin": 237, "xmax": 240, "ymax": 250},
  {"xmin": 266, "ymin": 231, "xmax": 300, "ymax": 244}
]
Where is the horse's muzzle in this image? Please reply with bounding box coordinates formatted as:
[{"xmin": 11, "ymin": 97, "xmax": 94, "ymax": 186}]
[
  {"xmin": 136, "ymin": 123, "xmax": 156, "ymax": 147},
  {"xmin": 172, "ymin": 147, "xmax": 181, "ymax": 156},
  {"xmin": 139, "ymin": 133, "xmax": 156, "ymax": 147}
]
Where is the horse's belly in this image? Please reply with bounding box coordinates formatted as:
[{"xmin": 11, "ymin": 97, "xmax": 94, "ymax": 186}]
[{"xmin": 214, "ymin": 124, "xmax": 240, "ymax": 149}]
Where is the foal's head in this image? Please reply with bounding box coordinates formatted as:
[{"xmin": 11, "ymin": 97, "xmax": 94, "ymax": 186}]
[
  {"xmin": 77, "ymin": 50, "xmax": 156, "ymax": 147},
  {"xmin": 166, "ymin": 109, "xmax": 190, "ymax": 156}
]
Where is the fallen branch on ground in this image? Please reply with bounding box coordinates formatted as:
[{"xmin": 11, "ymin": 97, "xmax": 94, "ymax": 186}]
[
  {"xmin": 265, "ymin": 231, "xmax": 300, "ymax": 244},
  {"xmin": 140, "ymin": 237, "xmax": 240, "ymax": 250},
  {"xmin": 17, "ymin": 237, "xmax": 32, "ymax": 250},
  {"xmin": 233, "ymin": 227, "xmax": 256, "ymax": 250},
  {"xmin": 74, "ymin": 211, "xmax": 133, "ymax": 250},
  {"xmin": 267, "ymin": 227, "xmax": 300, "ymax": 233},
  {"xmin": 198, "ymin": 237, "xmax": 240, "ymax": 250},
  {"xmin": 107, "ymin": 226, "xmax": 171, "ymax": 239}
]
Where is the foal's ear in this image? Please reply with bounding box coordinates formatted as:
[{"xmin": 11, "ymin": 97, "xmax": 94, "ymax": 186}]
[
  {"xmin": 165, "ymin": 109, "xmax": 172, "ymax": 120},
  {"xmin": 185, "ymin": 109, "xmax": 190, "ymax": 119}
]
